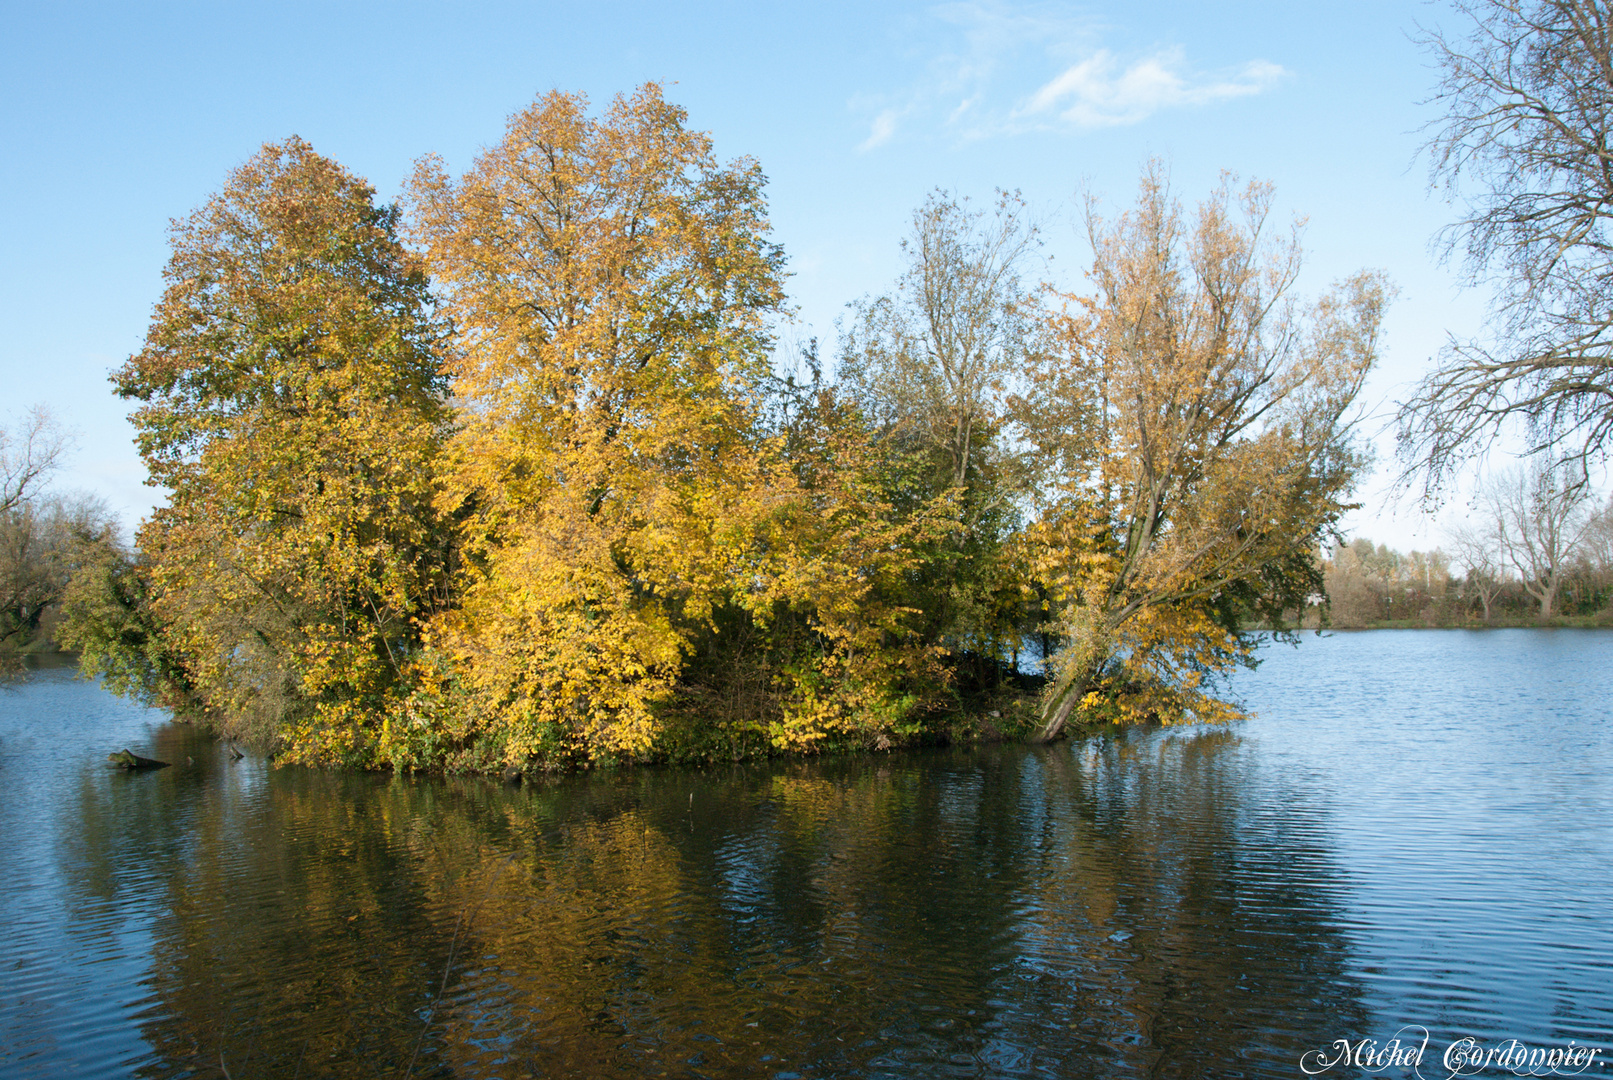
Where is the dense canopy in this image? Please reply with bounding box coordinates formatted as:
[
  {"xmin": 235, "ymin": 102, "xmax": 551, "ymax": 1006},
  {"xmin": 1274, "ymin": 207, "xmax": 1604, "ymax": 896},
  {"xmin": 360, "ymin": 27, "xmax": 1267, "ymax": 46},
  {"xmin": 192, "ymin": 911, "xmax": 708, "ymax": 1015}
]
[{"xmin": 66, "ymin": 88, "xmax": 1385, "ymax": 771}]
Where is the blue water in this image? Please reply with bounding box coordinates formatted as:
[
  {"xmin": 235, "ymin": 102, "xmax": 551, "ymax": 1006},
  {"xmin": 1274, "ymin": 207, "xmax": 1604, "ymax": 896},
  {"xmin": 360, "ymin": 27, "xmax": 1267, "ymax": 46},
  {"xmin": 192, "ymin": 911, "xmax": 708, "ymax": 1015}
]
[{"xmin": 0, "ymin": 630, "xmax": 1609, "ymax": 1078}]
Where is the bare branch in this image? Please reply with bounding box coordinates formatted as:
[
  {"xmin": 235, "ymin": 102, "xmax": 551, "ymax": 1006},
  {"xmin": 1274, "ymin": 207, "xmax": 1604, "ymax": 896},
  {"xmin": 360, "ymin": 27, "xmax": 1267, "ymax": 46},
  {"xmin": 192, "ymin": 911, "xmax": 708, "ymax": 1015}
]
[
  {"xmin": 1475, "ymin": 459, "xmax": 1596, "ymax": 616},
  {"xmin": 1401, "ymin": 0, "xmax": 1613, "ymax": 491},
  {"xmin": 0, "ymin": 406, "xmax": 70, "ymax": 516}
]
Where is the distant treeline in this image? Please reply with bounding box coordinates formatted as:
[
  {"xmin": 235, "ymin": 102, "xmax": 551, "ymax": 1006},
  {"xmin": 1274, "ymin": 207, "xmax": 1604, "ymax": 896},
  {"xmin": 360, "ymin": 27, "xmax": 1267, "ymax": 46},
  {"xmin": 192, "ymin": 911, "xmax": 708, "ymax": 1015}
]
[{"xmin": 1321, "ymin": 498, "xmax": 1613, "ymax": 628}]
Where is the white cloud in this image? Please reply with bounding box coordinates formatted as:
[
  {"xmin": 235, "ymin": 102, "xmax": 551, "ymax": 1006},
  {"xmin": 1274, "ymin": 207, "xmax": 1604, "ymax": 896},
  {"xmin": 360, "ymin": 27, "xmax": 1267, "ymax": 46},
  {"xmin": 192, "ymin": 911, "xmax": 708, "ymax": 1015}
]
[
  {"xmin": 851, "ymin": 3, "xmax": 1288, "ymax": 146},
  {"xmin": 1018, "ymin": 48, "xmax": 1287, "ymax": 128},
  {"xmin": 860, "ymin": 108, "xmax": 902, "ymax": 152}
]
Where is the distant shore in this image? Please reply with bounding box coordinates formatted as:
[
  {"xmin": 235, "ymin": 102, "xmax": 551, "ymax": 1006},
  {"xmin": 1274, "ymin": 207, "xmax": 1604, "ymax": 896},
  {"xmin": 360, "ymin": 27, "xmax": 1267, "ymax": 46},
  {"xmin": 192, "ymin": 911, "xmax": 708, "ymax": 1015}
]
[{"xmin": 1253, "ymin": 612, "xmax": 1613, "ymax": 632}]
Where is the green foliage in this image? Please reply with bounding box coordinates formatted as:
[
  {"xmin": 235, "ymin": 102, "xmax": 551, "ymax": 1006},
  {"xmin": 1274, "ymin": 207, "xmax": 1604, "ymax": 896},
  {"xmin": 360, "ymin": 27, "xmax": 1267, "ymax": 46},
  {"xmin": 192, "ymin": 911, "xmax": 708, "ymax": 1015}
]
[
  {"xmin": 836, "ymin": 190, "xmax": 1043, "ymax": 673},
  {"xmin": 1, "ymin": 493, "xmax": 116, "ymax": 676},
  {"xmin": 81, "ymin": 98, "xmax": 1400, "ymax": 770},
  {"xmin": 56, "ymin": 527, "xmax": 195, "ymax": 707},
  {"xmin": 1322, "ymin": 529, "xmax": 1613, "ymax": 627},
  {"xmin": 99, "ymin": 136, "xmax": 452, "ymax": 752}
]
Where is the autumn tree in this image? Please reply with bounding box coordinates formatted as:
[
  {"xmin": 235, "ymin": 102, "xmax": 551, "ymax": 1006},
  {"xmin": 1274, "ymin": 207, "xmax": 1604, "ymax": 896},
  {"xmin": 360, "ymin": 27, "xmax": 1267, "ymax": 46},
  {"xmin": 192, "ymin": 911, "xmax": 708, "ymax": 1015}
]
[
  {"xmin": 1324, "ymin": 539, "xmax": 1458, "ymax": 626},
  {"xmin": 1, "ymin": 494, "xmax": 117, "ymax": 676},
  {"xmin": 1400, "ymin": 0, "xmax": 1613, "ymax": 487},
  {"xmin": 101, "ymin": 137, "xmax": 452, "ymax": 756},
  {"xmin": 1023, "ymin": 167, "xmax": 1389, "ymax": 740},
  {"xmin": 407, "ymin": 87, "xmax": 782, "ymax": 765},
  {"xmin": 2, "ymin": 407, "xmax": 71, "ymax": 674},
  {"xmin": 838, "ymin": 190, "xmax": 1044, "ymax": 666},
  {"xmin": 1322, "ymin": 539, "xmax": 1392, "ymax": 627},
  {"xmin": 0, "ymin": 409, "xmax": 115, "ymax": 678},
  {"xmin": 732, "ymin": 370, "xmax": 956, "ymax": 752},
  {"xmin": 405, "ymin": 88, "xmax": 955, "ymax": 767}
]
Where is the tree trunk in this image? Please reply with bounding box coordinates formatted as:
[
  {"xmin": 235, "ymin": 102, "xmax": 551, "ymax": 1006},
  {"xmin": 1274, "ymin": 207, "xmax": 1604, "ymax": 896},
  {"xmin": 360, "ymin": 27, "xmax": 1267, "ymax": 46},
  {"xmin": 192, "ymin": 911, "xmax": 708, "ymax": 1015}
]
[
  {"xmin": 1524, "ymin": 576, "xmax": 1560, "ymax": 620},
  {"xmin": 1031, "ymin": 666, "xmax": 1091, "ymax": 743}
]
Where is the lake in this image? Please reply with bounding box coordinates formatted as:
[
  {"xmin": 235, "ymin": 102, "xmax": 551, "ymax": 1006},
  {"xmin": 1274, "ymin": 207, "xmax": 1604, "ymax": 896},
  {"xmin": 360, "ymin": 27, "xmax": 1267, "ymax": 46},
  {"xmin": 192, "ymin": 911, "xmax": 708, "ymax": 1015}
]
[{"xmin": 1, "ymin": 630, "xmax": 1610, "ymax": 1078}]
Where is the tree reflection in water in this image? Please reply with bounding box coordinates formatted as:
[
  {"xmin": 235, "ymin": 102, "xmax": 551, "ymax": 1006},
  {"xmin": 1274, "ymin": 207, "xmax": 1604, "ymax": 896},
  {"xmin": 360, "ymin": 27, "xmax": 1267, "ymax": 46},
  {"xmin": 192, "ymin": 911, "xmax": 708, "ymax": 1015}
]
[{"xmin": 35, "ymin": 721, "xmax": 1374, "ymax": 1079}]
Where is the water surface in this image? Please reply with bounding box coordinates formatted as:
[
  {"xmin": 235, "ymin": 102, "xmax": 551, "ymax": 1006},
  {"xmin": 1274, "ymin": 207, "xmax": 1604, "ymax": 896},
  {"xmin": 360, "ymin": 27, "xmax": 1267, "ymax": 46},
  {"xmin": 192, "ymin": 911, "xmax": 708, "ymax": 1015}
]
[{"xmin": 1, "ymin": 630, "xmax": 1609, "ymax": 1078}]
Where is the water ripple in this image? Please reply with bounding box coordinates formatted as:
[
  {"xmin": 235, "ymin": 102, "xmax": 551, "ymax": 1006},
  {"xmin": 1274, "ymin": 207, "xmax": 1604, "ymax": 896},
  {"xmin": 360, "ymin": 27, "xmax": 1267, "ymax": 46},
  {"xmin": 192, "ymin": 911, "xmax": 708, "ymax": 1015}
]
[{"xmin": 2, "ymin": 634, "xmax": 1612, "ymax": 1076}]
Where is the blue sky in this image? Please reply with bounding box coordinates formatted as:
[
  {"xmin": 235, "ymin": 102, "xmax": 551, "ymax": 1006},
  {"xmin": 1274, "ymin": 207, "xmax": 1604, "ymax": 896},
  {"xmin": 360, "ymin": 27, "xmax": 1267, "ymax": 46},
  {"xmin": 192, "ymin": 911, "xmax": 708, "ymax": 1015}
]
[{"xmin": 1, "ymin": 0, "xmax": 1488, "ymax": 549}]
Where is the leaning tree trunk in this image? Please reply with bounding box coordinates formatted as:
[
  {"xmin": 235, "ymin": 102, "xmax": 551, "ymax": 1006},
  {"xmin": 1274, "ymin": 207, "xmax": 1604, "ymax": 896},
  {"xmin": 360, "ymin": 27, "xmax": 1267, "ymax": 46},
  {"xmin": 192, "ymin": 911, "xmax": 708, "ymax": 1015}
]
[
  {"xmin": 1031, "ymin": 666, "xmax": 1090, "ymax": 743},
  {"xmin": 1032, "ymin": 611, "xmax": 1110, "ymax": 743},
  {"xmin": 1033, "ymin": 651, "xmax": 1108, "ymax": 743}
]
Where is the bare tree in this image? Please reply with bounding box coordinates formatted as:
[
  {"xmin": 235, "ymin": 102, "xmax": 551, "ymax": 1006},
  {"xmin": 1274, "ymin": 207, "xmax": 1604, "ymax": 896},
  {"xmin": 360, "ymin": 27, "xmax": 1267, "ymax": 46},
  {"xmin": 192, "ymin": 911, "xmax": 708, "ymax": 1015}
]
[
  {"xmin": 1, "ymin": 406, "xmax": 68, "ymax": 516},
  {"xmin": 1400, "ymin": 0, "xmax": 1613, "ymax": 490},
  {"xmin": 1445, "ymin": 516, "xmax": 1510, "ymax": 620},
  {"xmin": 1583, "ymin": 492, "xmax": 1613, "ymax": 569},
  {"xmin": 1480, "ymin": 462, "xmax": 1597, "ymax": 617}
]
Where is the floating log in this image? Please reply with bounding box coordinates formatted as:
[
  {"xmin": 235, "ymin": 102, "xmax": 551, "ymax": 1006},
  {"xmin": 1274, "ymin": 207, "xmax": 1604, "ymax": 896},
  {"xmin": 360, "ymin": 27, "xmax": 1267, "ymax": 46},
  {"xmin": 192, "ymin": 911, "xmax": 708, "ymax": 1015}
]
[{"xmin": 108, "ymin": 749, "xmax": 169, "ymax": 770}]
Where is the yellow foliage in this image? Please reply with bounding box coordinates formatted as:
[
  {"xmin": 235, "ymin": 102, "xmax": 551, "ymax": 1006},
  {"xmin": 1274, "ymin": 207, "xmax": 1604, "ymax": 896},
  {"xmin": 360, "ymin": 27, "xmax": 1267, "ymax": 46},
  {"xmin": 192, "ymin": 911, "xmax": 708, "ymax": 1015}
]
[
  {"xmin": 1020, "ymin": 165, "xmax": 1390, "ymax": 737},
  {"xmin": 113, "ymin": 137, "xmax": 451, "ymax": 754},
  {"xmin": 100, "ymin": 108, "xmax": 1392, "ymax": 769},
  {"xmin": 403, "ymin": 87, "xmax": 943, "ymax": 764}
]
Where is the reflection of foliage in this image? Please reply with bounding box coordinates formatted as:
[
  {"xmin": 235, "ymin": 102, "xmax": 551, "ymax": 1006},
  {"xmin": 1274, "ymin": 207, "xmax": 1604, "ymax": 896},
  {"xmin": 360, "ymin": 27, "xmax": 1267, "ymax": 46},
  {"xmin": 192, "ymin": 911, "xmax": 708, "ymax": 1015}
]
[{"xmin": 63, "ymin": 730, "xmax": 1367, "ymax": 1077}]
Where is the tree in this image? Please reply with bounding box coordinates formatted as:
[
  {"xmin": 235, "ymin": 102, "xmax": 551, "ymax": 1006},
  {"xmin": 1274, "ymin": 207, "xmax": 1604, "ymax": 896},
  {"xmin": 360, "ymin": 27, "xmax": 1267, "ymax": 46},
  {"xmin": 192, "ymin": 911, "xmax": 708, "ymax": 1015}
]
[
  {"xmin": 56, "ymin": 524, "xmax": 194, "ymax": 707},
  {"xmin": 405, "ymin": 86, "xmax": 796, "ymax": 765},
  {"xmin": 1, "ymin": 406, "xmax": 68, "ymax": 516},
  {"xmin": 103, "ymin": 137, "xmax": 452, "ymax": 757},
  {"xmin": 1479, "ymin": 462, "xmax": 1596, "ymax": 617},
  {"xmin": 840, "ymin": 190, "xmax": 1041, "ymax": 493},
  {"xmin": 1446, "ymin": 515, "xmax": 1510, "ymax": 621},
  {"xmin": 1, "ymin": 492, "xmax": 114, "ymax": 675},
  {"xmin": 837, "ymin": 190, "xmax": 1045, "ymax": 662},
  {"xmin": 1322, "ymin": 539, "xmax": 1384, "ymax": 627},
  {"xmin": 1, "ymin": 407, "xmax": 82, "ymax": 676},
  {"xmin": 1023, "ymin": 166, "xmax": 1389, "ymax": 740},
  {"xmin": 1584, "ymin": 491, "xmax": 1613, "ymax": 569},
  {"xmin": 1400, "ymin": 0, "xmax": 1613, "ymax": 488}
]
